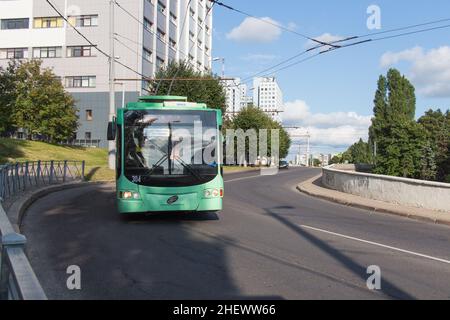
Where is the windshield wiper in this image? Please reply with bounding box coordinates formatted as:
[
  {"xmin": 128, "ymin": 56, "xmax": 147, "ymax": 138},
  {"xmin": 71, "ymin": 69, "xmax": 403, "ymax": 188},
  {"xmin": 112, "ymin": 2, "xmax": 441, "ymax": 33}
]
[
  {"xmin": 145, "ymin": 141, "xmax": 203, "ymax": 181},
  {"xmin": 172, "ymin": 156, "xmax": 203, "ymax": 182}
]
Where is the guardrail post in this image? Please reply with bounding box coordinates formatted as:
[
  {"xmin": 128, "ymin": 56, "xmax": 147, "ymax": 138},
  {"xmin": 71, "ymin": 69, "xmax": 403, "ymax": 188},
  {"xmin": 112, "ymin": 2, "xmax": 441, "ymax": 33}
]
[
  {"xmin": 63, "ymin": 160, "xmax": 68, "ymax": 183},
  {"xmin": 0, "ymin": 168, "xmax": 4, "ymax": 202},
  {"xmin": 0, "ymin": 233, "xmax": 27, "ymax": 300},
  {"xmin": 12, "ymin": 164, "xmax": 19, "ymax": 195},
  {"xmin": 49, "ymin": 161, "xmax": 54, "ymax": 184},
  {"xmin": 36, "ymin": 161, "xmax": 41, "ymax": 185},
  {"xmin": 81, "ymin": 161, "xmax": 85, "ymax": 181},
  {"xmin": 24, "ymin": 162, "xmax": 29, "ymax": 191}
]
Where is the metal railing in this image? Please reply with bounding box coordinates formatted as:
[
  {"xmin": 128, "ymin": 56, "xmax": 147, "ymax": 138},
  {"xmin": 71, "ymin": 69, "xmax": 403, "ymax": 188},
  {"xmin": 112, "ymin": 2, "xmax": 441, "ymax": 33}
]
[
  {"xmin": 0, "ymin": 160, "xmax": 85, "ymax": 300},
  {"xmin": 0, "ymin": 205, "xmax": 47, "ymax": 300},
  {"xmin": 63, "ymin": 139, "xmax": 101, "ymax": 148},
  {"xmin": 0, "ymin": 160, "xmax": 85, "ymax": 202}
]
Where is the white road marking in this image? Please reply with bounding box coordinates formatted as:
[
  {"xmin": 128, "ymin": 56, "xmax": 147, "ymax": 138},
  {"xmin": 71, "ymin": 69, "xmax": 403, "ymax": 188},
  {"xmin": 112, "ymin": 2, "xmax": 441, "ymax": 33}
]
[
  {"xmin": 300, "ymin": 225, "xmax": 450, "ymax": 265},
  {"xmin": 225, "ymin": 169, "xmax": 296, "ymax": 183},
  {"xmin": 225, "ymin": 175, "xmax": 264, "ymax": 183}
]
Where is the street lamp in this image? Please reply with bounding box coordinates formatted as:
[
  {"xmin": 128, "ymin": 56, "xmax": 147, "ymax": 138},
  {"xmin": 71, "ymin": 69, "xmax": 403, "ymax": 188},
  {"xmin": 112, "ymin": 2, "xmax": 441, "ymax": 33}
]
[{"xmin": 212, "ymin": 57, "xmax": 225, "ymax": 78}]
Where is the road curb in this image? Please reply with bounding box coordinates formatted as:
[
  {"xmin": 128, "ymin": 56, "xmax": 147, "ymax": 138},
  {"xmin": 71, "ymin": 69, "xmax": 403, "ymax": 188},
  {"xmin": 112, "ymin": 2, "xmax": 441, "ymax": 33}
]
[
  {"xmin": 297, "ymin": 175, "xmax": 450, "ymax": 227},
  {"xmin": 7, "ymin": 181, "xmax": 111, "ymax": 232}
]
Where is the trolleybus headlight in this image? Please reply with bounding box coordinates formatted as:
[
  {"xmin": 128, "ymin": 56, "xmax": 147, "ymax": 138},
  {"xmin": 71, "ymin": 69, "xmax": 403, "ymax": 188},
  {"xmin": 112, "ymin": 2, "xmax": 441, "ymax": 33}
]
[
  {"xmin": 121, "ymin": 191, "xmax": 140, "ymax": 200},
  {"xmin": 204, "ymin": 189, "xmax": 222, "ymax": 198},
  {"xmin": 204, "ymin": 189, "xmax": 212, "ymax": 198}
]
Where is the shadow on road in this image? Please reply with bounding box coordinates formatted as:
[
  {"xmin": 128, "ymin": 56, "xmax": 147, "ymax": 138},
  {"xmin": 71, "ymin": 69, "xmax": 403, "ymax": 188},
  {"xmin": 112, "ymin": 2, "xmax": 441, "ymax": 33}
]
[
  {"xmin": 23, "ymin": 185, "xmax": 274, "ymax": 300},
  {"xmin": 84, "ymin": 166, "xmax": 101, "ymax": 181},
  {"xmin": 265, "ymin": 206, "xmax": 415, "ymax": 300},
  {"xmin": 121, "ymin": 211, "xmax": 220, "ymax": 223}
]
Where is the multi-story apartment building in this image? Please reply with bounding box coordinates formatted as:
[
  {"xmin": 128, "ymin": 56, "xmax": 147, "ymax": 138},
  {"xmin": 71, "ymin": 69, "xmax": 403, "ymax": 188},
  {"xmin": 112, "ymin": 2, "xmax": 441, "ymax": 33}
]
[
  {"xmin": 252, "ymin": 76, "xmax": 283, "ymax": 122},
  {"xmin": 223, "ymin": 77, "xmax": 250, "ymax": 117},
  {"xmin": 0, "ymin": 0, "xmax": 213, "ymax": 147}
]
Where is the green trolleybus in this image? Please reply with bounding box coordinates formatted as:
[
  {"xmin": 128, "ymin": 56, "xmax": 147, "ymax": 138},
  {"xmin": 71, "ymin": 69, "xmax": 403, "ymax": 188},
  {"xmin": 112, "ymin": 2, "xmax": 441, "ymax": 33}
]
[{"xmin": 107, "ymin": 96, "xmax": 224, "ymax": 214}]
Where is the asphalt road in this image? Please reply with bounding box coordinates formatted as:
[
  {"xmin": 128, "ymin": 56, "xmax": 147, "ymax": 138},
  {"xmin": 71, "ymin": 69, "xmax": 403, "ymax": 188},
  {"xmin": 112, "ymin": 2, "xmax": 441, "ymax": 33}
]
[{"xmin": 22, "ymin": 167, "xmax": 450, "ymax": 300}]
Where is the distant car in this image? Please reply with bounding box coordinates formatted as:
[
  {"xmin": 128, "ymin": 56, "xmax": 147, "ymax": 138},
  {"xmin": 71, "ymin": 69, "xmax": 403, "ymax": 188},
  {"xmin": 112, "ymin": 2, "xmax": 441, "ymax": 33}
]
[{"xmin": 279, "ymin": 160, "xmax": 289, "ymax": 169}]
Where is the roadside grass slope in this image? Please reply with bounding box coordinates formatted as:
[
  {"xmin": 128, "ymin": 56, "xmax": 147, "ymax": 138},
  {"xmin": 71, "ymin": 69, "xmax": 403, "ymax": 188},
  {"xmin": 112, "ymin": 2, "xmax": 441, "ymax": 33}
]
[{"xmin": 0, "ymin": 138, "xmax": 114, "ymax": 181}]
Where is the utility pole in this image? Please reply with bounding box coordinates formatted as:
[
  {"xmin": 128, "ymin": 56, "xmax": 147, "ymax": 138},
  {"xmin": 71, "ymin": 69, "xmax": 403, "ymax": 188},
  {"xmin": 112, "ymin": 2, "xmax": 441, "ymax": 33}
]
[
  {"xmin": 306, "ymin": 132, "xmax": 310, "ymax": 167},
  {"xmin": 283, "ymin": 127, "xmax": 311, "ymax": 167},
  {"xmin": 108, "ymin": 0, "xmax": 116, "ymax": 170}
]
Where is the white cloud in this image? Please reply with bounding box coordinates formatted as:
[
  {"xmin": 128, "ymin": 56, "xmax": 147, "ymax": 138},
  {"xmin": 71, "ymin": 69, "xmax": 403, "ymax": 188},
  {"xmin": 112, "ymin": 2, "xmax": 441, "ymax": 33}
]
[
  {"xmin": 380, "ymin": 46, "xmax": 450, "ymax": 98},
  {"xmin": 241, "ymin": 53, "xmax": 278, "ymax": 63},
  {"xmin": 380, "ymin": 46, "xmax": 423, "ymax": 67},
  {"xmin": 283, "ymin": 100, "xmax": 371, "ymax": 147},
  {"xmin": 306, "ymin": 33, "xmax": 344, "ymax": 52},
  {"xmin": 226, "ymin": 17, "xmax": 282, "ymax": 43}
]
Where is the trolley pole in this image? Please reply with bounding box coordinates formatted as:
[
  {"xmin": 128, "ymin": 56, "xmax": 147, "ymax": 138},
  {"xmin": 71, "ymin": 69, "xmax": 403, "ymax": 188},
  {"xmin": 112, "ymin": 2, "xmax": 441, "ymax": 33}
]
[{"xmin": 108, "ymin": 0, "xmax": 116, "ymax": 169}]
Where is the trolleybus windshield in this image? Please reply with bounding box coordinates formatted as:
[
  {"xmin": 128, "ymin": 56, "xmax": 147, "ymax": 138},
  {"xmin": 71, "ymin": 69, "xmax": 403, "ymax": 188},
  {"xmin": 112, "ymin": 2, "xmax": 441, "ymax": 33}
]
[{"xmin": 124, "ymin": 109, "xmax": 219, "ymax": 187}]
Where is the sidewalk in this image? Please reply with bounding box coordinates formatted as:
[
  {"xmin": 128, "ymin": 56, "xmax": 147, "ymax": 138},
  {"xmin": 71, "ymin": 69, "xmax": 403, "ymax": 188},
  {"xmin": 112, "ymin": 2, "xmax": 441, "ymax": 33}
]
[{"xmin": 297, "ymin": 175, "xmax": 450, "ymax": 226}]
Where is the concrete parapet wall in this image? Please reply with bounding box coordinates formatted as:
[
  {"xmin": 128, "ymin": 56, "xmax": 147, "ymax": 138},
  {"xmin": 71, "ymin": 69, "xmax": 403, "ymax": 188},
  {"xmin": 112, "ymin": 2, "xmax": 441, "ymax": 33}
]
[{"xmin": 322, "ymin": 165, "xmax": 450, "ymax": 212}]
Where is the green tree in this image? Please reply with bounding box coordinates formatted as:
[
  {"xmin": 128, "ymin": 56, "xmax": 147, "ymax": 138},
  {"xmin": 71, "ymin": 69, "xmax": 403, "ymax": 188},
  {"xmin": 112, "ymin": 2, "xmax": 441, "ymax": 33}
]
[
  {"xmin": 149, "ymin": 61, "xmax": 226, "ymax": 113},
  {"xmin": 368, "ymin": 68, "xmax": 424, "ymax": 178},
  {"xmin": 0, "ymin": 61, "xmax": 19, "ymax": 135},
  {"xmin": 373, "ymin": 120, "xmax": 427, "ymax": 178},
  {"xmin": 229, "ymin": 106, "xmax": 291, "ymax": 162},
  {"xmin": 418, "ymin": 109, "xmax": 450, "ymax": 182},
  {"xmin": 329, "ymin": 154, "xmax": 343, "ymax": 165},
  {"xmin": 313, "ymin": 158, "xmax": 322, "ymax": 167},
  {"xmin": 12, "ymin": 60, "xmax": 78, "ymax": 143},
  {"xmin": 344, "ymin": 138, "xmax": 372, "ymax": 164},
  {"xmin": 420, "ymin": 141, "xmax": 437, "ymax": 181}
]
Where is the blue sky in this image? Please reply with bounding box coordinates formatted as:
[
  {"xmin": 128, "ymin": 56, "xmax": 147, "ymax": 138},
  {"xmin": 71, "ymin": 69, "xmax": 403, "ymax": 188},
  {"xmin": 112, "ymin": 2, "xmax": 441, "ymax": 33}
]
[{"xmin": 210, "ymin": 0, "xmax": 450, "ymax": 158}]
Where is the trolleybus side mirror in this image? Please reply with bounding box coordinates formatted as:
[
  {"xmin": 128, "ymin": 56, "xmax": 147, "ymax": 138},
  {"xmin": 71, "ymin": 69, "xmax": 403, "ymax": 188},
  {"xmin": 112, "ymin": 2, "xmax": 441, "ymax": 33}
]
[{"xmin": 107, "ymin": 120, "xmax": 116, "ymax": 141}]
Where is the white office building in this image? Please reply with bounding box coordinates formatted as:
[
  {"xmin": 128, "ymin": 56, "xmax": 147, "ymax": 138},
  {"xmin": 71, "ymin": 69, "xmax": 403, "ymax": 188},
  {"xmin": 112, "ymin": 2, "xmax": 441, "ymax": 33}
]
[
  {"xmin": 253, "ymin": 76, "xmax": 283, "ymax": 122},
  {"xmin": 0, "ymin": 0, "xmax": 213, "ymax": 147}
]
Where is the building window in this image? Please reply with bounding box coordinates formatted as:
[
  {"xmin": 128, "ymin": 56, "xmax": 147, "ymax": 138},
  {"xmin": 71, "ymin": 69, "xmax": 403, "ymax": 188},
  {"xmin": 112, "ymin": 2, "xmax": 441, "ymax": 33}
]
[
  {"xmin": 157, "ymin": 28, "xmax": 166, "ymax": 41},
  {"xmin": 32, "ymin": 47, "xmax": 62, "ymax": 58},
  {"xmin": 34, "ymin": 17, "xmax": 63, "ymax": 28},
  {"xmin": 65, "ymin": 76, "xmax": 96, "ymax": 88},
  {"xmin": 143, "ymin": 18, "xmax": 153, "ymax": 33},
  {"xmin": 157, "ymin": 1, "xmax": 166, "ymax": 14},
  {"xmin": 1, "ymin": 18, "xmax": 29, "ymax": 30},
  {"xmin": 143, "ymin": 48, "xmax": 152, "ymax": 62},
  {"xmin": 67, "ymin": 46, "xmax": 95, "ymax": 57},
  {"xmin": 86, "ymin": 110, "xmax": 93, "ymax": 121},
  {"xmin": 0, "ymin": 48, "xmax": 28, "ymax": 59},
  {"xmin": 189, "ymin": 8, "xmax": 195, "ymax": 17},
  {"xmin": 169, "ymin": 12, "xmax": 177, "ymax": 24},
  {"xmin": 85, "ymin": 132, "xmax": 92, "ymax": 140},
  {"xmin": 68, "ymin": 15, "xmax": 98, "ymax": 27},
  {"xmin": 189, "ymin": 31, "xmax": 195, "ymax": 40},
  {"xmin": 156, "ymin": 56, "xmax": 165, "ymax": 70},
  {"xmin": 169, "ymin": 38, "xmax": 177, "ymax": 49}
]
